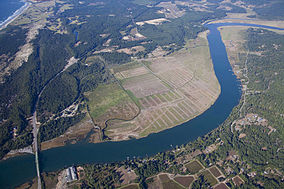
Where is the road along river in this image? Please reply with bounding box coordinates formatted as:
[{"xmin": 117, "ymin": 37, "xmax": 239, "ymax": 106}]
[{"xmin": 1, "ymin": 22, "xmax": 283, "ymax": 188}]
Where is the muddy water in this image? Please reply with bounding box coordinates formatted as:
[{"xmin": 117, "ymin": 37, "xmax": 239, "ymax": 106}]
[{"xmin": 1, "ymin": 22, "xmax": 283, "ymax": 188}]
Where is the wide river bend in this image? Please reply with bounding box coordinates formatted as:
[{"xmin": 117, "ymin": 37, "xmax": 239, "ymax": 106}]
[{"xmin": 1, "ymin": 22, "xmax": 284, "ymax": 188}]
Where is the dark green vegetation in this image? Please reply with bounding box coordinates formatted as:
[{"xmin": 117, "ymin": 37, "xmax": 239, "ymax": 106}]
[
  {"xmin": 39, "ymin": 113, "xmax": 85, "ymax": 142},
  {"xmin": 139, "ymin": 11, "xmax": 224, "ymax": 48},
  {"xmin": 239, "ymin": 0, "xmax": 284, "ymax": 20},
  {"xmin": 81, "ymin": 164, "xmax": 123, "ymax": 188},
  {"xmin": 0, "ymin": 26, "xmax": 27, "ymax": 58},
  {"xmin": 191, "ymin": 175, "xmax": 211, "ymax": 189},
  {"xmin": 240, "ymin": 28, "xmax": 284, "ymax": 167}
]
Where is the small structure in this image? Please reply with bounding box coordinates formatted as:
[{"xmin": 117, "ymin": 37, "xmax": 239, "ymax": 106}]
[{"xmin": 66, "ymin": 166, "xmax": 78, "ymax": 182}]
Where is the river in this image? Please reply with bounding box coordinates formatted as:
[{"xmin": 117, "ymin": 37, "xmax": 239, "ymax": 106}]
[{"xmin": 1, "ymin": 22, "xmax": 283, "ymax": 188}]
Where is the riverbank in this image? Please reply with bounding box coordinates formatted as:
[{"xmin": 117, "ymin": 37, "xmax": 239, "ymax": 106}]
[
  {"xmin": 0, "ymin": 0, "xmax": 31, "ymax": 31},
  {"xmin": 2, "ymin": 145, "xmax": 33, "ymax": 160},
  {"xmin": 209, "ymin": 18, "xmax": 284, "ymax": 30}
]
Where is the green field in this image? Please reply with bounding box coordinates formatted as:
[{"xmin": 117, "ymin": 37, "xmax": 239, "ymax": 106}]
[{"xmin": 86, "ymin": 83, "xmax": 132, "ymax": 118}]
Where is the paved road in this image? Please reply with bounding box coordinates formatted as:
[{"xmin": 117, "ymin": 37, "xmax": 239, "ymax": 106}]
[{"xmin": 32, "ymin": 111, "xmax": 41, "ymax": 189}]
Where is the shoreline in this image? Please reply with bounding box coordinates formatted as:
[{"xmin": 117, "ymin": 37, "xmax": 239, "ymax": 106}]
[{"xmin": 0, "ymin": 0, "xmax": 31, "ymax": 31}]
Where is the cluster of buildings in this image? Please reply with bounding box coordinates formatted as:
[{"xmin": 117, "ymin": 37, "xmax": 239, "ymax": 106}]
[{"xmin": 235, "ymin": 113, "xmax": 268, "ymax": 131}]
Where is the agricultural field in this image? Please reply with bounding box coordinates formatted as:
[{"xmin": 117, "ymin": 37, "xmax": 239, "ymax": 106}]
[
  {"xmin": 173, "ymin": 175, "xmax": 194, "ymax": 188},
  {"xmin": 85, "ymin": 83, "xmax": 139, "ymax": 133},
  {"xmin": 104, "ymin": 31, "xmax": 220, "ymax": 140},
  {"xmin": 185, "ymin": 160, "xmax": 204, "ymax": 174},
  {"xmin": 145, "ymin": 159, "xmax": 227, "ymax": 189},
  {"xmin": 209, "ymin": 166, "xmax": 223, "ymax": 178},
  {"xmin": 214, "ymin": 183, "xmax": 230, "ymax": 189},
  {"xmin": 158, "ymin": 174, "xmax": 184, "ymax": 189},
  {"xmin": 232, "ymin": 175, "xmax": 244, "ymax": 187},
  {"xmin": 120, "ymin": 183, "xmax": 139, "ymax": 189},
  {"xmin": 198, "ymin": 170, "xmax": 218, "ymax": 186}
]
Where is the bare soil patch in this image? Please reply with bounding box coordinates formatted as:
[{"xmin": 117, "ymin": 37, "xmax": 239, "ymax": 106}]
[
  {"xmin": 122, "ymin": 73, "xmax": 169, "ymax": 98},
  {"xmin": 209, "ymin": 166, "xmax": 222, "ymax": 178},
  {"xmin": 232, "ymin": 175, "xmax": 244, "ymax": 186},
  {"xmin": 214, "ymin": 183, "xmax": 230, "ymax": 189},
  {"xmin": 158, "ymin": 174, "xmax": 184, "ymax": 189},
  {"xmin": 173, "ymin": 175, "xmax": 194, "ymax": 188},
  {"xmin": 136, "ymin": 18, "xmax": 169, "ymax": 26},
  {"xmin": 120, "ymin": 183, "xmax": 139, "ymax": 189},
  {"xmin": 119, "ymin": 66, "xmax": 149, "ymax": 79}
]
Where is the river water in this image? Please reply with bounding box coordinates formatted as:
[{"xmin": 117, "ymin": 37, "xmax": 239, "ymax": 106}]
[{"xmin": 1, "ymin": 22, "xmax": 283, "ymax": 188}]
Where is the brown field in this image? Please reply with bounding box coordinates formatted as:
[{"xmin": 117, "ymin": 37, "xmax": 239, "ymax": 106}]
[
  {"xmin": 159, "ymin": 174, "xmax": 171, "ymax": 183},
  {"xmin": 173, "ymin": 175, "xmax": 194, "ymax": 188},
  {"xmin": 232, "ymin": 175, "xmax": 244, "ymax": 186},
  {"xmin": 214, "ymin": 183, "xmax": 230, "ymax": 189},
  {"xmin": 120, "ymin": 183, "xmax": 139, "ymax": 189},
  {"xmin": 104, "ymin": 31, "xmax": 220, "ymax": 140},
  {"xmin": 122, "ymin": 73, "xmax": 169, "ymax": 98},
  {"xmin": 117, "ymin": 46, "xmax": 145, "ymax": 55},
  {"xmin": 158, "ymin": 174, "xmax": 184, "ymax": 189},
  {"xmin": 185, "ymin": 160, "xmax": 204, "ymax": 174},
  {"xmin": 209, "ymin": 166, "xmax": 223, "ymax": 178}
]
